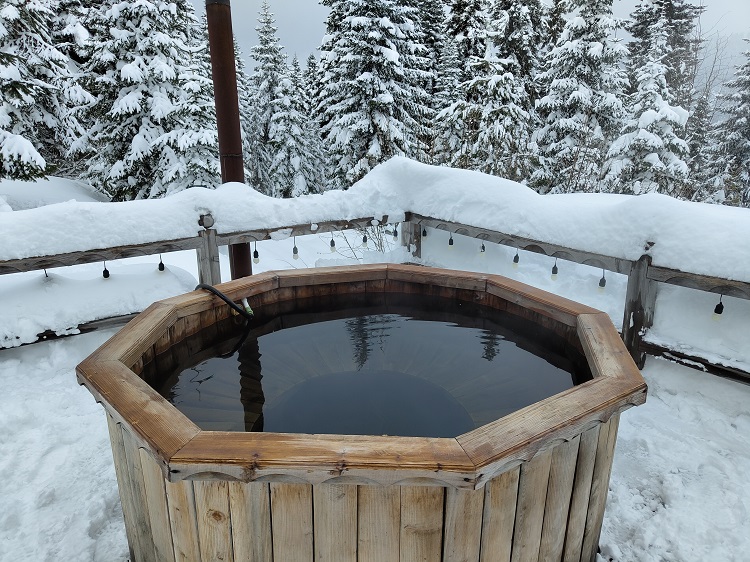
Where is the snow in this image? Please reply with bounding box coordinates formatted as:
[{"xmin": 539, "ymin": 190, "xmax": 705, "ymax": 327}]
[
  {"xmin": 0, "ymin": 176, "xmax": 107, "ymax": 210},
  {"xmin": 2, "ymin": 158, "xmax": 750, "ymax": 285},
  {"xmin": 1, "ymin": 168, "xmax": 750, "ymax": 561}
]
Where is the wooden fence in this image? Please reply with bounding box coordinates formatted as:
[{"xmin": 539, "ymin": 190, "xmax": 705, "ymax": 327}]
[{"xmin": 1, "ymin": 211, "xmax": 748, "ymax": 378}]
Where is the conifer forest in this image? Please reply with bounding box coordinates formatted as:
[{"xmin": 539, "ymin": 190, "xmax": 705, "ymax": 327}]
[{"xmin": 1, "ymin": 0, "xmax": 748, "ymax": 206}]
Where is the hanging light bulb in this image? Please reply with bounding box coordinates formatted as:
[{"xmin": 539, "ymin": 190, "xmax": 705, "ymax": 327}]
[
  {"xmin": 102, "ymin": 262, "xmax": 110, "ymax": 279},
  {"xmin": 713, "ymin": 295, "xmax": 724, "ymax": 321},
  {"xmin": 253, "ymin": 242, "xmax": 260, "ymax": 264},
  {"xmin": 551, "ymin": 258, "xmax": 559, "ymax": 281},
  {"xmin": 598, "ymin": 269, "xmax": 607, "ymax": 292},
  {"xmin": 479, "ymin": 242, "xmax": 486, "ymax": 254},
  {"xmin": 422, "ymin": 227, "xmax": 427, "ymax": 237},
  {"xmin": 292, "ymin": 237, "xmax": 299, "ymax": 260},
  {"xmin": 513, "ymin": 249, "xmax": 520, "ymax": 268},
  {"xmin": 362, "ymin": 233, "xmax": 368, "ymax": 248},
  {"xmin": 448, "ymin": 234, "xmax": 454, "ymax": 248},
  {"xmin": 158, "ymin": 255, "xmax": 165, "ymax": 271},
  {"xmin": 392, "ymin": 225, "xmax": 398, "ymax": 240},
  {"xmin": 330, "ymin": 235, "xmax": 336, "ymax": 252}
]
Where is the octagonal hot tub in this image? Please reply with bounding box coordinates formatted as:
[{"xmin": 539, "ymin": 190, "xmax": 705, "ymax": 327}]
[{"xmin": 77, "ymin": 264, "xmax": 646, "ymax": 562}]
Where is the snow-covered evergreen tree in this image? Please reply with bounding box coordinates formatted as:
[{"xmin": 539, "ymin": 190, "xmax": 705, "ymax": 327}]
[
  {"xmin": 710, "ymin": 42, "xmax": 750, "ymax": 207},
  {"xmin": 77, "ymin": 0, "xmax": 218, "ymax": 200},
  {"xmin": 532, "ymin": 0, "xmax": 628, "ymax": 194},
  {"xmin": 233, "ymin": 40, "xmax": 256, "ymax": 184},
  {"xmin": 317, "ymin": 0, "xmax": 431, "ymax": 189},
  {"xmin": 543, "ymin": 0, "xmax": 569, "ymax": 55},
  {"xmin": 446, "ymin": 0, "xmax": 487, "ymax": 65},
  {"xmin": 432, "ymin": 38, "xmax": 464, "ymax": 166},
  {"xmin": 245, "ymin": 0, "xmax": 286, "ymax": 195},
  {"xmin": 268, "ymin": 57, "xmax": 326, "ymax": 197},
  {"xmin": 604, "ymin": 3, "xmax": 689, "ymax": 196},
  {"xmin": 0, "ymin": 0, "xmax": 75, "ymax": 179},
  {"xmin": 156, "ymin": 12, "xmax": 219, "ymax": 196}
]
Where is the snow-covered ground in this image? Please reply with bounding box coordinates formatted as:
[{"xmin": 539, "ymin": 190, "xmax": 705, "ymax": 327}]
[{"xmin": 1, "ymin": 169, "xmax": 749, "ymax": 561}]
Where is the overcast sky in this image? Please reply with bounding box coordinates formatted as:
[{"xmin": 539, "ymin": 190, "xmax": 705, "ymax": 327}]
[{"xmin": 189, "ymin": 0, "xmax": 749, "ymax": 68}]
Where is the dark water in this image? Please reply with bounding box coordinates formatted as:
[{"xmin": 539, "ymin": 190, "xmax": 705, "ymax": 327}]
[{"xmin": 153, "ymin": 294, "xmax": 591, "ymax": 438}]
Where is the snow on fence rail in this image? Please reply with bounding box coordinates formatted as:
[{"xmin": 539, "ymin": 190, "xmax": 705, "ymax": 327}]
[{"xmin": 1, "ymin": 157, "xmax": 749, "ymax": 374}]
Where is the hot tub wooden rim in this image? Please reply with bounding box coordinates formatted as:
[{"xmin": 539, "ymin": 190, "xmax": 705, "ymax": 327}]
[{"xmin": 76, "ymin": 264, "xmax": 646, "ymax": 489}]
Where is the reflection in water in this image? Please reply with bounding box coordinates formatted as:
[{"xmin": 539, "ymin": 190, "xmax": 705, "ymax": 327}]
[{"xmin": 155, "ymin": 295, "xmax": 592, "ymax": 437}]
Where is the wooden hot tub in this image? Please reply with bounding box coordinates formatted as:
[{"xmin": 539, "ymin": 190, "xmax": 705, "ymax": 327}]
[{"xmin": 77, "ymin": 264, "xmax": 646, "ymax": 562}]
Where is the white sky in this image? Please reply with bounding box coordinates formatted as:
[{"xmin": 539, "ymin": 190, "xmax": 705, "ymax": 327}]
[{"xmin": 189, "ymin": 0, "xmax": 749, "ymax": 67}]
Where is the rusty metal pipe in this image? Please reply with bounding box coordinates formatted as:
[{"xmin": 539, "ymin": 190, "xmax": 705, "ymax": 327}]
[{"xmin": 206, "ymin": 0, "xmax": 252, "ymax": 279}]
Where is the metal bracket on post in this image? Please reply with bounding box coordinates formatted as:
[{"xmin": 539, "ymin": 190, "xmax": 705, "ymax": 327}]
[
  {"xmin": 197, "ymin": 214, "xmax": 222, "ymax": 286},
  {"xmin": 622, "ymin": 252, "xmax": 657, "ymax": 368}
]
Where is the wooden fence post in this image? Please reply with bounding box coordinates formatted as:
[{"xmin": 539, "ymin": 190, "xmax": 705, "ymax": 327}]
[
  {"xmin": 401, "ymin": 221, "xmax": 422, "ymax": 260},
  {"xmin": 621, "ymin": 255, "xmax": 657, "ymax": 368},
  {"xmin": 197, "ymin": 214, "xmax": 221, "ymax": 286}
]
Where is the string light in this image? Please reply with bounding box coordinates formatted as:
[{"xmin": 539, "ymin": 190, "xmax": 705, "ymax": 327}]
[
  {"xmin": 598, "ymin": 269, "xmax": 606, "ymax": 292},
  {"xmin": 713, "ymin": 295, "xmax": 724, "ymax": 321},
  {"xmin": 551, "ymin": 258, "xmax": 558, "ymax": 280},
  {"xmin": 422, "ymin": 227, "xmax": 427, "ymax": 237},
  {"xmin": 448, "ymin": 233, "xmax": 454, "ymax": 248},
  {"xmin": 158, "ymin": 255, "xmax": 165, "ymax": 271},
  {"xmin": 292, "ymin": 237, "xmax": 299, "ymax": 260},
  {"xmin": 513, "ymin": 249, "xmax": 520, "ymax": 268},
  {"xmin": 362, "ymin": 233, "xmax": 368, "ymax": 248},
  {"xmin": 480, "ymin": 242, "xmax": 486, "ymax": 254},
  {"xmin": 102, "ymin": 262, "xmax": 110, "ymax": 279},
  {"xmin": 253, "ymin": 242, "xmax": 260, "ymax": 264},
  {"xmin": 330, "ymin": 233, "xmax": 336, "ymax": 252},
  {"xmin": 392, "ymin": 225, "xmax": 398, "ymax": 240}
]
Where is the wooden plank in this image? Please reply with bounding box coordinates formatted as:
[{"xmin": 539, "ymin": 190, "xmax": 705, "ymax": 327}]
[
  {"xmin": 0, "ymin": 237, "xmax": 202, "ymax": 275},
  {"xmin": 197, "ymin": 229, "xmax": 221, "ymax": 286},
  {"xmin": 640, "ymin": 340, "xmax": 750, "ymax": 382},
  {"xmin": 84, "ymin": 302, "xmax": 176, "ymax": 367},
  {"xmin": 169, "ymin": 432, "xmax": 476, "ymax": 487},
  {"xmin": 270, "ymin": 483, "xmax": 314, "ymax": 562},
  {"xmin": 77, "ymin": 360, "xmax": 200, "ymax": 462},
  {"xmin": 621, "ymin": 256, "xmax": 657, "ymax": 368},
  {"xmin": 276, "ymin": 263, "xmax": 389, "ymax": 288},
  {"xmin": 562, "ymin": 426, "xmax": 601, "ymax": 562},
  {"xmin": 139, "ymin": 448, "xmax": 176, "ymax": 562},
  {"xmin": 228, "ymin": 482, "xmax": 272, "ymax": 562},
  {"xmin": 358, "ymin": 485, "xmax": 401, "ymax": 562},
  {"xmin": 443, "ymin": 487, "xmax": 485, "ymax": 562},
  {"xmin": 313, "ymin": 484, "xmax": 357, "ymax": 562},
  {"xmin": 479, "ymin": 467, "xmax": 520, "ymax": 562},
  {"xmin": 648, "ymin": 265, "xmax": 750, "ymax": 300},
  {"xmin": 194, "ymin": 480, "xmax": 234, "ymax": 562},
  {"xmin": 122, "ymin": 427, "xmax": 159, "ymax": 562},
  {"xmin": 510, "ymin": 449, "xmax": 553, "ymax": 562},
  {"xmin": 581, "ymin": 416, "xmax": 619, "ymax": 562},
  {"xmin": 404, "ymin": 220, "xmax": 422, "ymax": 259},
  {"xmin": 215, "ymin": 217, "xmax": 386, "ymax": 246},
  {"xmin": 410, "ymin": 214, "xmax": 633, "ymax": 274},
  {"xmin": 107, "ymin": 416, "xmax": 142, "ymax": 562},
  {"xmin": 538, "ymin": 437, "xmax": 581, "ymax": 561},
  {"xmin": 400, "ymin": 486, "xmax": 444, "ymax": 562},
  {"xmin": 577, "ymin": 314, "xmax": 647, "ymax": 390},
  {"xmin": 485, "ymin": 276, "xmax": 600, "ymax": 328},
  {"xmin": 165, "ymin": 480, "xmax": 201, "ymax": 562},
  {"xmin": 387, "ymin": 264, "xmax": 487, "ymax": 291}
]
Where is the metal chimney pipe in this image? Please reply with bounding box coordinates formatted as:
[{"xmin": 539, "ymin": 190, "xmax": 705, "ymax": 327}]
[{"xmin": 205, "ymin": 0, "xmax": 252, "ymax": 279}]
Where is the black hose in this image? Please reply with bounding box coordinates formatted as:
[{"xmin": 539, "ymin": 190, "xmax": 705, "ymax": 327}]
[{"xmin": 195, "ymin": 283, "xmax": 255, "ymax": 322}]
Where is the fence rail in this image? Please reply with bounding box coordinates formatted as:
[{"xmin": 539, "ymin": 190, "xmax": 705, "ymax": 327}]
[{"xmin": 2, "ymin": 210, "xmax": 748, "ymax": 378}]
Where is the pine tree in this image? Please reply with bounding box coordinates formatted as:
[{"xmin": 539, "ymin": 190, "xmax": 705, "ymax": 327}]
[
  {"xmin": 77, "ymin": 0, "xmax": 216, "ymax": 200},
  {"xmin": 0, "ymin": 0, "xmax": 72, "ymax": 179},
  {"xmin": 603, "ymin": 3, "xmax": 689, "ymax": 196},
  {"xmin": 532, "ymin": 0, "xmax": 628, "ymax": 194},
  {"xmin": 317, "ymin": 0, "xmax": 431, "ymax": 190},
  {"xmin": 543, "ymin": 0, "xmax": 569, "ymax": 54},
  {"xmin": 446, "ymin": 0, "xmax": 487, "ymax": 64},
  {"xmin": 268, "ymin": 57, "xmax": 326, "ymax": 197},
  {"xmin": 245, "ymin": 0, "xmax": 286, "ymax": 195},
  {"xmin": 711, "ymin": 41, "xmax": 750, "ymax": 207},
  {"xmin": 234, "ymin": 40, "xmax": 256, "ymax": 184},
  {"xmin": 432, "ymin": 38, "xmax": 465, "ymax": 166},
  {"xmin": 156, "ymin": 11, "xmax": 220, "ymax": 196}
]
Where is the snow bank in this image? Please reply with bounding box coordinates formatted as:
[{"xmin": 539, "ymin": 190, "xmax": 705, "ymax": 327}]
[
  {"xmin": 0, "ymin": 176, "xmax": 107, "ymax": 210},
  {"xmin": 1, "ymin": 158, "xmax": 749, "ymax": 284}
]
